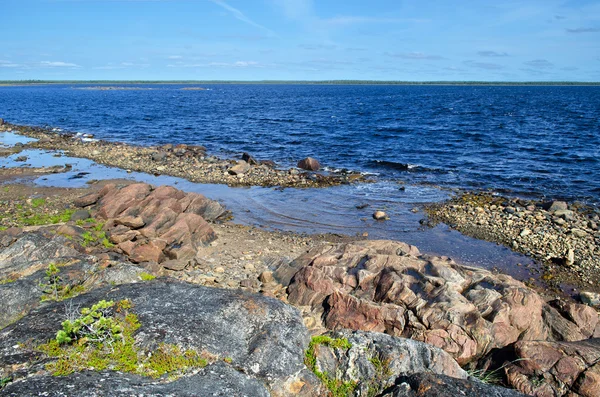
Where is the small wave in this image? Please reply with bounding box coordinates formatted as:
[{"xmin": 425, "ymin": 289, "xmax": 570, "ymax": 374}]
[{"xmin": 370, "ymin": 160, "xmax": 441, "ymax": 174}]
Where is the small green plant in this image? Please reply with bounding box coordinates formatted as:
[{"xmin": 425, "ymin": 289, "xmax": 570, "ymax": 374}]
[
  {"xmin": 466, "ymin": 359, "xmax": 528, "ymax": 385},
  {"xmin": 223, "ymin": 357, "xmax": 233, "ymax": 364},
  {"xmin": 0, "ymin": 376, "xmax": 11, "ymax": 389},
  {"xmin": 305, "ymin": 335, "xmax": 356, "ymax": 397},
  {"xmin": 38, "ymin": 299, "xmax": 211, "ymax": 379},
  {"xmin": 55, "ymin": 300, "xmax": 122, "ymax": 346},
  {"xmin": 38, "ymin": 263, "xmax": 84, "ymax": 302},
  {"xmin": 139, "ymin": 272, "xmax": 156, "ymax": 281}
]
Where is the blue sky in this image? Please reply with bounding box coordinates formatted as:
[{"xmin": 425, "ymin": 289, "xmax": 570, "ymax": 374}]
[{"xmin": 1, "ymin": 0, "xmax": 599, "ymax": 81}]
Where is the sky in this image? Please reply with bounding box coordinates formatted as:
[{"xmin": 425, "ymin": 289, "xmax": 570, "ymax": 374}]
[{"xmin": 1, "ymin": 0, "xmax": 599, "ymax": 81}]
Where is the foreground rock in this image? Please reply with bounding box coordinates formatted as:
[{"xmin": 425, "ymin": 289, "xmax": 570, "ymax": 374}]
[
  {"xmin": 280, "ymin": 240, "xmax": 599, "ymax": 366},
  {"xmin": 427, "ymin": 193, "xmax": 600, "ymax": 291},
  {"xmin": 0, "ymin": 281, "xmax": 325, "ymax": 396},
  {"xmin": 0, "ymin": 230, "xmax": 147, "ymax": 329}
]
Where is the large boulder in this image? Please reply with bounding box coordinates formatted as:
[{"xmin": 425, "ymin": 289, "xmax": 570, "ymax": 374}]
[
  {"xmin": 0, "ymin": 281, "xmax": 324, "ymax": 396},
  {"xmin": 78, "ymin": 183, "xmax": 226, "ymax": 270},
  {"xmin": 310, "ymin": 329, "xmax": 468, "ymax": 396},
  {"xmin": 297, "ymin": 157, "xmax": 321, "ymax": 171},
  {"xmin": 282, "ymin": 240, "xmax": 599, "ymax": 365}
]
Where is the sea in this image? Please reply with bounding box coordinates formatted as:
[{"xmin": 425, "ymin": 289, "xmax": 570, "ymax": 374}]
[{"xmin": 0, "ymin": 83, "xmax": 598, "ymax": 275}]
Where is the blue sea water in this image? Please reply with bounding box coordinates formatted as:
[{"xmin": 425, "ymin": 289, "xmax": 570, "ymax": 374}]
[{"xmin": 0, "ymin": 83, "xmax": 599, "ymax": 205}]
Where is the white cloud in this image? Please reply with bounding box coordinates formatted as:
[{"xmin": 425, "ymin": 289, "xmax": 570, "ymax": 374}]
[
  {"xmin": 0, "ymin": 60, "xmax": 20, "ymax": 68},
  {"xmin": 168, "ymin": 55, "xmax": 183, "ymax": 59},
  {"xmin": 168, "ymin": 60, "xmax": 264, "ymax": 68},
  {"xmin": 40, "ymin": 61, "xmax": 80, "ymax": 68}
]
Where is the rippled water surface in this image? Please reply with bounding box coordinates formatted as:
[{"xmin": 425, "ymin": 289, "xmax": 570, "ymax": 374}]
[{"xmin": 1, "ymin": 84, "xmax": 599, "ymax": 204}]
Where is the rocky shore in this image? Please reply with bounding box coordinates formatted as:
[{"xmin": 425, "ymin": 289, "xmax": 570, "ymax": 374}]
[
  {"xmin": 426, "ymin": 193, "xmax": 600, "ymax": 294},
  {"xmin": 0, "ymin": 122, "xmax": 365, "ymax": 188},
  {"xmin": 0, "ymin": 179, "xmax": 599, "ymax": 396}
]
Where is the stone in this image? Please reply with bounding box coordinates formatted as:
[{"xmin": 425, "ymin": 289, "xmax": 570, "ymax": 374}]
[
  {"xmin": 129, "ymin": 241, "xmax": 165, "ymax": 263},
  {"xmin": 14, "ymin": 155, "xmax": 27, "ymax": 162},
  {"xmin": 56, "ymin": 224, "xmax": 85, "ymax": 238},
  {"xmin": 73, "ymin": 192, "xmax": 101, "ymax": 207},
  {"xmin": 229, "ymin": 160, "xmax": 251, "ymax": 175},
  {"xmin": 483, "ymin": 339, "xmax": 600, "ymax": 397},
  {"xmin": 385, "ymin": 372, "xmax": 527, "ymax": 397},
  {"xmin": 151, "ymin": 151, "xmax": 167, "ymax": 161},
  {"xmin": 70, "ymin": 209, "xmax": 91, "ymax": 222},
  {"xmin": 545, "ymin": 200, "xmax": 569, "ymax": 212},
  {"xmin": 0, "ymin": 281, "xmax": 325, "ymax": 397},
  {"xmin": 581, "ymin": 291, "xmax": 600, "ymax": 307},
  {"xmin": 259, "ymin": 270, "xmax": 274, "ymax": 284},
  {"xmin": 242, "ymin": 152, "xmax": 259, "ymax": 165},
  {"xmin": 373, "ymin": 210, "xmax": 389, "ymax": 220},
  {"xmin": 0, "ymin": 118, "xmax": 4, "ymax": 125},
  {"xmin": 554, "ymin": 209, "xmax": 575, "ymax": 220},
  {"xmin": 297, "ymin": 157, "xmax": 321, "ymax": 171},
  {"xmin": 114, "ymin": 215, "xmax": 145, "ymax": 229},
  {"xmin": 284, "ymin": 240, "xmax": 598, "ymax": 365}
]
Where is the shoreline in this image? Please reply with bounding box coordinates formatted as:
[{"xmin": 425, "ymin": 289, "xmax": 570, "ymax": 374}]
[
  {"xmin": 2, "ymin": 120, "xmax": 599, "ymax": 294},
  {"xmin": 0, "ymin": 121, "xmax": 365, "ymax": 188}
]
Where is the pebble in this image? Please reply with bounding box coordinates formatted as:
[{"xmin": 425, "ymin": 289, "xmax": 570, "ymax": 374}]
[{"xmin": 373, "ymin": 211, "xmax": 388, "ymax": 220}]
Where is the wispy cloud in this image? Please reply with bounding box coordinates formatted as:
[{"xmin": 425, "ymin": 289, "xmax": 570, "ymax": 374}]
[
  {"xmin": 477, "ymin": 50, "xmax": 509, "ymax": 57},
  {"xmin": 93, "ymin": 62, "xmax": 149, "ymax": 70},
  {"xmin": 321, "ymin": 16, "xmax": 406, "ymax": 26},
  {"xmin": 168, "ymin": 55, "xmax": 183, "ymax": 60},
  {"xmin": 463, "ymin": 60, "xmax": 505, "ymax": 70},
  {"xmin": 0, "ymin": 60, "xmax": 20, "ymax": 68},
  {"xmin": 40, "ymin": 61, "xmax": 80, "ymax": 68},
  {"xmin": 209, "ymin": 0, "xmax": 276, "ymax": 36},
  {"xmin": 168, "ymin": 60, "xmax": 264, "ymax": 68},
  {"xmin": 386, "ymin": 52, "xmax": 444, "ymax": 60},
  {"xmin": 566, "ymin": 27, "xmax": 600, "ymax": 33},
  {"xmin": 524, "ymin": 59, "xmax": 554, "ymax": 69},
  {"xmin": 298, "ymin": 43, "xmax": 337, "ymax": 50}
]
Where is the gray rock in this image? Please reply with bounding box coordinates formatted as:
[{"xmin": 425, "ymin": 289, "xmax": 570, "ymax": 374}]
[
  {"xmin": 14, "ymin": 156, "xmax": 27, "ymax": 162},
  {"xmin": 151, "ymin": 151, "xmax": 167, "ymax": 162},
  {"xmin": 384, "ymin": 372, "xmax": 527, "ymax": 397},
  {"xmin": 70, "ymin": 209, "xmax": 91, "ymax": 222},
  {"xmin": 312, "ymin": 329, "xmax": 467, "ymax": 396},
  {"xmin": 0, "ymin": 281, "xmax": 323, "ymax": 396},
  {"xmin": 580, "ymin": 291, "xmax": 600, "ymax": 307},
  {"xmin": 545, "ymin": 201, "xmax": 569, "ymax": 212},
  {"xmin": 1, "ymin": 364, "xmax": 270, "ymax": 397},
  {"xmin": 228, "ymin": 160, "xmax": 251, "ymax": 175}
]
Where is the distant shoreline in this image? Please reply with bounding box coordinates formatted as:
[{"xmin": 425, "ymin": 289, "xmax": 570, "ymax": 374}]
[{"xmin": 1, "ymin": 80, "xmax": 599, "ymax": 86}]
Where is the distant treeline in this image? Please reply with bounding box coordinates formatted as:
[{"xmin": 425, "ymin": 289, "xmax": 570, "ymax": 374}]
[{"xmin": 1, "ymin": 80, "xmax": 599, "ymax": 86}]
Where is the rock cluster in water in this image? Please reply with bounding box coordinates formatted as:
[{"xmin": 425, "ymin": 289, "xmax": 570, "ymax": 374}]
[{"xmin": 426, "ymin": 193, "xmax": 600, "ymax": 291}]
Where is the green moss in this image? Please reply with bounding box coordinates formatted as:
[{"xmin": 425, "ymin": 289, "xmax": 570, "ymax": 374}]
[
  {"xmin": 37, "ymin": 299, "xmax": 211, "ymax": 379},
  {"xmin": 31, "ymin": 198, "xmax": 46, "ymax": 208},
  {"xmin": 0, "ymin": 277, "xmax": 17, "ymax": 285},
  {"xmin": 139, "ymin": 272, "xmax": 156, "ymax": 281},
  {"xmin": 305, "ymin": 335, "xmax": 357, "ymax": 397}
]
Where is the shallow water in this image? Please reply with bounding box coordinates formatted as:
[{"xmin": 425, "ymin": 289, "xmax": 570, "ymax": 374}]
[{"xmin": 0, "ymin": 130, "xmax": 537, "ymax": 280}]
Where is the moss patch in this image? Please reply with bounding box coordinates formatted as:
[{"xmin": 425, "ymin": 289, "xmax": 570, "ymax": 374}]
[
  {"xmin": 38, "ymin": 299, "xmax": 211, "ymax": 379},
  {"xmin": 305, "ymin": 335, "xmax": 357, "ymax": 397}
]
